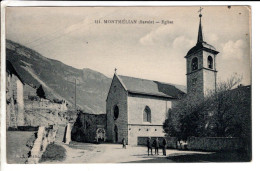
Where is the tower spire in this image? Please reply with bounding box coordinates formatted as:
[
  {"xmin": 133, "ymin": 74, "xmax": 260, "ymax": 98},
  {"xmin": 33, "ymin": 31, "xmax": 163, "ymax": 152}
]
[{"xmin": 197, "ymin": 7, "xmax": 204, "ymax": 43}]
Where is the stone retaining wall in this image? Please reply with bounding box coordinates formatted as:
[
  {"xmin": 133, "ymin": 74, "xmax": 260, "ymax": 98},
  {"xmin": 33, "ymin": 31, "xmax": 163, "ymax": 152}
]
[
  {"xmin": 27, "ymin": 125, "xmax": 57, "ymax": 164},
  {"xmin": 138, "ymin": 136, "xmax": 243, "ymax": 151},
  {"xmin": 25, "ymin": 100, "xmax": 67, "ymax": 111},
  {"xmin": 187, "ymin": 137, "xmax": 244, "ymax": 151}
]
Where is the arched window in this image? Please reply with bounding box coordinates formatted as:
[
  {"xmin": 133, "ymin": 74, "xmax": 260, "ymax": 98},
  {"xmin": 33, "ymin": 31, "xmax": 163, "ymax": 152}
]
[
  {"xmin": 191, "ymin": 57, "xmax": 198, "ymax": 71},
  {"xmin": 113, "ymin": 105, "xmax": 119, "ymax": 120},
  {"xmin": 208, "ymin": 56, "xmax": 213, "ymax": 69},
  {"xmin": 143, "ymin": 106, "xmax": 151, "ymax": 123}
]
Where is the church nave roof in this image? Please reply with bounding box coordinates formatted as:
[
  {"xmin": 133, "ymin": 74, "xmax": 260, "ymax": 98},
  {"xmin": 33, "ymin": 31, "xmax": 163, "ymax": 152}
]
[{"xmin": 117, "ymin": 75, "xmax": 186, "ymax": 99}]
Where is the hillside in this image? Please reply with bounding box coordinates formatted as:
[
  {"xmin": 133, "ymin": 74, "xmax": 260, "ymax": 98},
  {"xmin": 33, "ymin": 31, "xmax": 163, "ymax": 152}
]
[{"xmin": 6, "ymin": 39, "xmax": 112, "ymax": 113}]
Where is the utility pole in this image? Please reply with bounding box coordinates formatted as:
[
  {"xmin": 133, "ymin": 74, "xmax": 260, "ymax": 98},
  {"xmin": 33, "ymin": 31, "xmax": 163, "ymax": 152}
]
[{"xmin": 75, "ymin": 78, "xmax": 77, "ymax": 114}]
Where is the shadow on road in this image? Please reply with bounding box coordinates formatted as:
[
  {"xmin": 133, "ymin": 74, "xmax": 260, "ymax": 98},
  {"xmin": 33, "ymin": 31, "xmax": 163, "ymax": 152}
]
[{"xmin": 126, "ymin": 150, "xmax": 251, "ymax": 163}]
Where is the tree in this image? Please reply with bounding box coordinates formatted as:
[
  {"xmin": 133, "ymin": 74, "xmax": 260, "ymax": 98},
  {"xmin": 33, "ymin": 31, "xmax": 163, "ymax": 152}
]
[
  {"xmin": 204, "ymin": 74, "xmax": 246, "ymax": 137},
  {"xmin": 163, "ymin": 74, "xmax": 251, "ymax": 141},
  {"xmin": 163, "ymin": 91, "xmax": 206, "ymax": 142},
  {"xmin": 36, "ymin": 85, "xmax": 46, "ymax": 99}
]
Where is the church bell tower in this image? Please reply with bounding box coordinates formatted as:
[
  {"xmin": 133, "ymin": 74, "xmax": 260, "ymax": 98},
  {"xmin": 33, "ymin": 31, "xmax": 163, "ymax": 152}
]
[{"xmin": 185, "ymin": 9, "xmax": 219, "ymax": 99}]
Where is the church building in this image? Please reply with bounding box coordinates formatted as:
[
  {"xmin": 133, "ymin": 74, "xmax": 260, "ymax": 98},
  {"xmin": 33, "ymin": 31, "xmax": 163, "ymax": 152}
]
[
  {"xmin": 106, "ymin": 12, "xmax": 218, "ymax": 145},
  {"xmin": 106, "ymin": 74, "xmax": 186, "ymax": 145}
]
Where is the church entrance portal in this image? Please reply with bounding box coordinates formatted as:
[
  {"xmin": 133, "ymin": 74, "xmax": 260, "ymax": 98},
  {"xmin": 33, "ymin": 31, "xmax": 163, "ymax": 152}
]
[
  {"xmin": 114, "ymin": 125, "xmax": 118, "ymax": 143},
  {"xmin": 96, "ymin": 128, "xmax": 106, "ymax": 143}
]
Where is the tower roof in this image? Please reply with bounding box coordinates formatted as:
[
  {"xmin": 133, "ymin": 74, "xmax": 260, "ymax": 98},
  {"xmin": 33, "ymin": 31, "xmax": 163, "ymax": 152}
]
[
  {"xmin": 185, "ymin": 10, "xmax": 219, "ymax": 57},
  {"xmin": 186, "ymin": 42, "xmax": 218, "ymax": 57},
  {"xmin": 197, "ymin": 14, "xmax": 203, "ymax": 43}
]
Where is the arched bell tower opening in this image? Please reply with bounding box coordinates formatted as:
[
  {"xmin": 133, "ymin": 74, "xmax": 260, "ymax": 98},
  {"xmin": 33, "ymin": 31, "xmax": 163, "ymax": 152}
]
[
  {"xmin": 191, "ymin": 57, "xmax": 198, "ymax": 71},
  {"xmin": 207, "ymin": 56, "xmax": 213, "ymax": 69},
  {"xmin": 185, "ymin": 9, "xmax": 219, "ymax": 99}
]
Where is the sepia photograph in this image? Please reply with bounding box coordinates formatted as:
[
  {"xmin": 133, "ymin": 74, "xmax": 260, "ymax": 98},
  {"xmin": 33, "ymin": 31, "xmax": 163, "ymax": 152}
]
[{"xmin": 2, "ymin": 5, "xmax": 251, "ymax": 164}]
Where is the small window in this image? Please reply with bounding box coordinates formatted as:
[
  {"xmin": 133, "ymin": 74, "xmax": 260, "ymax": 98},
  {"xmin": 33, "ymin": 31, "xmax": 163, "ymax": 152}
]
[
  {"xmin": 113, "ymin": 105, "xmax": 119, "ymax": 120},
  {"xmin": 191, "ymin": 57, "xmax": 198, "ymax": 71},
  {"xmin": 143, "ymin": 106, "xmax": 151, "ymax": 123},
  {"xmin": 208, "ymin": 56, "xmax": 213, "ymax": 69}
]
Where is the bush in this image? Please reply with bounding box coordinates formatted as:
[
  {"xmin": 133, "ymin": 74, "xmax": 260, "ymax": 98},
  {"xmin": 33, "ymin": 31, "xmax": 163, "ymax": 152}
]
[{"xmin": 39, "ymin": 144, "xmax": 66, "ymax": 163}]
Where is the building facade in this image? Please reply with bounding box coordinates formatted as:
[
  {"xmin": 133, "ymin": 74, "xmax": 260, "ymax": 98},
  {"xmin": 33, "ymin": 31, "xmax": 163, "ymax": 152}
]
[
  {"xmin": 6, "ymin": 60, "xmax": 25, "ymax": 128},
  {"xmin": 106, "ymin": 74, "xmax": 185, "ymax": 145}
]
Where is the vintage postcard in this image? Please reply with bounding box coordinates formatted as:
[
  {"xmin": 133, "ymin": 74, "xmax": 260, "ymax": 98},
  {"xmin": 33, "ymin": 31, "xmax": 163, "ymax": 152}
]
[{"xmin": 1, "ymin": 5, "xmax": 251, "ymax": 165}]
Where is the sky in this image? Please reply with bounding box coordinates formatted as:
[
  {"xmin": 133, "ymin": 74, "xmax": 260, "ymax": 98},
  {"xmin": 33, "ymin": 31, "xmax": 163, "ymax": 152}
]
[{"xmin": 5, "ymin": 6, "xmax": 251, "ymax": 86}]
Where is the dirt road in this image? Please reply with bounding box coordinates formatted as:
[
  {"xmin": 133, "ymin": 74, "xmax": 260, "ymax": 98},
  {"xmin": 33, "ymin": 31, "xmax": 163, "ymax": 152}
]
[{"xmin": 44, "ymin": 141, "xmax": 212, "ymax": 163}]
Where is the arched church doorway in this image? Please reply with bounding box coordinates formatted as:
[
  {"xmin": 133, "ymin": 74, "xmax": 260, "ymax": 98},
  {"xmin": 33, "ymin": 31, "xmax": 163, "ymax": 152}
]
[
  {"xmin": 96, "ymin": 128, "xmax": 106, "ymax": 143},
  {"xmin": 114, "ymin": 125, "xmax": 118, "ymax": 143}
]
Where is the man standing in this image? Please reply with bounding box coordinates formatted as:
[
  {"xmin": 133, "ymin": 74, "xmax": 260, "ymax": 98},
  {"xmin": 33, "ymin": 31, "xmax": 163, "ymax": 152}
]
[
  {"xmin": 162, "ymin": 138, "xmax": 167, "ymax": 156},
  {"xmin": 154, "ymin": 138, "xmax": 159, "ymax": 155},
  {"xmin": 147, "ymin": 137, "xmax": 152, "ymax": 156},
  {"xmin": 122, "ymin": 138, "xmax": 126, "ymax": 149}
]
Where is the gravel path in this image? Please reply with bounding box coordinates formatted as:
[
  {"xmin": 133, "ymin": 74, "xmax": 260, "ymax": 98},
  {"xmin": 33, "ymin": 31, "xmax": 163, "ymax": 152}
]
[
  {"xmin": 45, "ymin": 141, "xmax": 212, "ymax": 163},
  {"xmin": 43, "ymin": 125, "xmax": 213, "ymax": 163}
]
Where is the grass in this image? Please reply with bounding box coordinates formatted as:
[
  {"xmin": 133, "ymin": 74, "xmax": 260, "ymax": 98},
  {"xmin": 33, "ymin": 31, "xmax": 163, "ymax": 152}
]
[
  {"xmin": 39, "ymin": 143, "xmax": 66, "ymax": 163},
  {"xmin": 7, "ymin": 131, "xmax": 36, "ymax": 164}
]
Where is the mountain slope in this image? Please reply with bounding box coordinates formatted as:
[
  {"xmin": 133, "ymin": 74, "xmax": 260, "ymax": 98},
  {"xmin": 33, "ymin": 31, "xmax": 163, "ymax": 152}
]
[{"xmin": 6, "ymin": 39, "xmax": 112, "ymax": 114}]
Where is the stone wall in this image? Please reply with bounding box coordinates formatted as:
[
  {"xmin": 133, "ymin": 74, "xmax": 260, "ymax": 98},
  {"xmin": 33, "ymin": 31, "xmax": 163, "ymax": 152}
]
[
  {"xmin": 106, "ymin": 75, "xmax": 128, "ymax": 143},
  {"xmin": 187, "ymin": 137, "xmax": 244, "ymax": 151},
  {"xmin": 27, "ymin": 125, "xmax": 57, "ymax": 164},
  {"xmin": 24, "ymin": 99, "xmax": 67, "ymax": 111},
  {"xmin": 23, "ymin": 108, "xmax": 68, "ymax": 127}
]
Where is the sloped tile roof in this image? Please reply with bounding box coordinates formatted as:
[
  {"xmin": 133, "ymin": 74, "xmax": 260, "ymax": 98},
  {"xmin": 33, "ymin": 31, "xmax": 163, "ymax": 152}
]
[
  {"xmin": 6, "ymin": 60, "xmax": 24, "ymax": 84},
  {"xmin": 186, "ymin": 42, "xmax": 219, "ymax": 57},
  {"xmin": 117, "ymin": 75, "xmax": 186, "ymax": 99}
]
